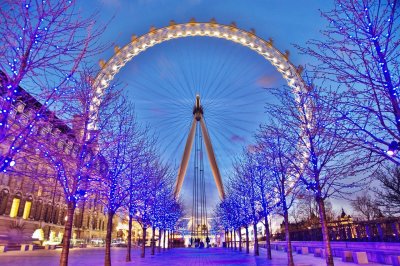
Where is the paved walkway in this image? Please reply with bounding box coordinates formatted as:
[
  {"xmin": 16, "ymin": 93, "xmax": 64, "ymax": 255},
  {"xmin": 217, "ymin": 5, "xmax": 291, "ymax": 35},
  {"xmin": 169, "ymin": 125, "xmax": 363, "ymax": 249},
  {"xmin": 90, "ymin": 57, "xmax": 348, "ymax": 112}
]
[{"xmin": 0, "ymin": 247, "xmax": 387, "ymax": 266}]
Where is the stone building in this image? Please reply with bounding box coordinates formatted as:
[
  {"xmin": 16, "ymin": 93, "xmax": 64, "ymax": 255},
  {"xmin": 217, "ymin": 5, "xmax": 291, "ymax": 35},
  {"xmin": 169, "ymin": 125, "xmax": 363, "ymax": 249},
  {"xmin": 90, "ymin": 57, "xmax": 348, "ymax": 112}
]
[{"xmin": 0, "ymin": 80, "xmax": 108, "ymax": 245}]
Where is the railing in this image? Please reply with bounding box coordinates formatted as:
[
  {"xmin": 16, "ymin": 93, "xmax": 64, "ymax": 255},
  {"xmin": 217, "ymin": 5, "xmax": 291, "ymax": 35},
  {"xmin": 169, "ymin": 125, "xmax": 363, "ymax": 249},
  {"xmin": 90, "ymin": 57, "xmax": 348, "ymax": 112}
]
[{"xmin": 273, "ymin": 218, "xmax": 400, "ymax": 242}]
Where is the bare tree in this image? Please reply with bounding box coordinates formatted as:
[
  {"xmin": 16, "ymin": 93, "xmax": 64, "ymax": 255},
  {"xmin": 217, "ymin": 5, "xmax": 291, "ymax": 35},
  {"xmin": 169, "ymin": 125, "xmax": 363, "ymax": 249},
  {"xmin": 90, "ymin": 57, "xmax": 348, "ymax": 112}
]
[
  {"xmin": 253, "ymin": 150, "xmax": 275, "ymax": 259},
  {"xmin": 265, "ymin": 83, "xmax": 364, "ymax": 266},
  {"xmin": 351, "ymin": 191, "xmax": 382, "ymax": 221},
  {"xmin": 373, "ymin": 165, "xmax": 400, "ymax": 215},
  {"xmin": 256, "ymin": 124, "xmax": 300, "ymax": 266},
  {"xmin": 299, "ymin": 0, "xmax": 400, "ymax": 165},
  {"xmin": 125, "ymin": 129, "xmax": 153, "ymax": 261},
  {"xmin": 99, "ymin": 97, "xmax": 141, "ymax": 266},
  {"xmin": 230, "ymin": 152, "xmax": 263, "ymax": 256},
  {"xmin": 31, "ymin": 69, "xmax": 119, "ymax": 266},
  {"xmin": 290, "ymin": 194, "xmax": 337, "ymax": 226},
  {"xmin": 0, "ymin": 0, "xmax": 105, "ymax": 172}
]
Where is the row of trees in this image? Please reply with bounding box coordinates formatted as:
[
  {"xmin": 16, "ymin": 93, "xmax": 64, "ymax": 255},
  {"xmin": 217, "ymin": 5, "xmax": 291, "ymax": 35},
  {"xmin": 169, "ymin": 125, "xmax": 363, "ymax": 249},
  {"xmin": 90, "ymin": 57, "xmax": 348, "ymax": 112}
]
[
  {"xmin": 0, "ymin": 1, "xmax": 184, "ymax": 266},
  {"xmin": 216, "ymin": 1, "xmax": 400, "ymax": 266}
]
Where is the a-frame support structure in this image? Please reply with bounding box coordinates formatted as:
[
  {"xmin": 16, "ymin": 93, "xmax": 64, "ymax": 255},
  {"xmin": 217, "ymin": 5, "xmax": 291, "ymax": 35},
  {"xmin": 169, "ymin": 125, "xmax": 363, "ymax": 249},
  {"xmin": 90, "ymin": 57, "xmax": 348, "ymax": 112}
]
[{"xmin": 174, "ymin": 95, "xmax": 225, "ymax": 199}]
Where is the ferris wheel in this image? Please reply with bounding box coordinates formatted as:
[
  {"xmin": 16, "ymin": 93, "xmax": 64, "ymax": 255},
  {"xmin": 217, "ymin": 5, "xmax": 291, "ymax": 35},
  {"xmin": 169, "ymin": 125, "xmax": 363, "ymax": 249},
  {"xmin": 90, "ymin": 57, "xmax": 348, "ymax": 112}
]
[{"xmin": 91, "ymin": 19, "xmax": 309, "ymax": 226}]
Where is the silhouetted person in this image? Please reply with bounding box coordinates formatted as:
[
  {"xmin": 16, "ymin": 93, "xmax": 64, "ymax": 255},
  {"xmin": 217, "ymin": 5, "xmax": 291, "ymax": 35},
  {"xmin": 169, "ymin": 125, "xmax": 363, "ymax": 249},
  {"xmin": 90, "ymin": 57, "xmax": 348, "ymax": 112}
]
[{"xmin": 206, "ymin": 236, "xmax": 210, "ymax": 248}]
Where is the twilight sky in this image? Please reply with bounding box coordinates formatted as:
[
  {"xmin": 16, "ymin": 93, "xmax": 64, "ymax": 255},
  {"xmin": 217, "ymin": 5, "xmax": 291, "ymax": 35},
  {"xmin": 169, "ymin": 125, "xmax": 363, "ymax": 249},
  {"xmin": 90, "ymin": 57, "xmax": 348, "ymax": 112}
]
[{"xmin": 78, "ymin": 0, "xmax": 334, "ymax": 216}]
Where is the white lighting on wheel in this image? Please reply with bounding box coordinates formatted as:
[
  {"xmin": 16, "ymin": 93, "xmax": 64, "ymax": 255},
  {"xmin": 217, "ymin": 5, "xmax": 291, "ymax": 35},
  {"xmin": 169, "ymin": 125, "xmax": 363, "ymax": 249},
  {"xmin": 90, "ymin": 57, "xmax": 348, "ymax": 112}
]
[{"xmin": 92, "ymin": 22, "xmax": 309, "ymax": 180}]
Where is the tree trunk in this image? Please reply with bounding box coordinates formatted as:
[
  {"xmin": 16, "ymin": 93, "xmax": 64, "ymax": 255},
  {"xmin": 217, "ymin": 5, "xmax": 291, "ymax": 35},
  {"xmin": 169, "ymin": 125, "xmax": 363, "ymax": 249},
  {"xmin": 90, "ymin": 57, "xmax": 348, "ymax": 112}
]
[
  {"xmin": 245, "ymin": 226, "xmax": 249, "ymax": 254},
  {"xmin": 225, "ymin": 230, "xmax": 228, "ymax": 248},
  {"xmin": 264, "ymin": 215, "xmax": 272, "ymax": 260},
  {"xmin": 167, "ymin": 230, "xmax": 170, "ymax": 249},
  {"xmin": 141, "ymin": 226, "xmax": 146, "ymax": 258},
  {"xmin": 163, "ymin": 228, "xmax": 166, "ymax": 251},
  {"xmin": 317, "ymin": 197, "xmax": 334, "ymax": 266},
  {"xmin": 253, "ymin": 223, "xmax": 259, "ymax": 256},
  {"xmin": 104, "ymin": 210, "xmax": 115, "ymax": 266},
  {"xmin": 238, "ymin": 228, "xmax": 242, "ymax": 252},
  {"xmin": 171, "ymin": 230, "xmax": 173, "ymax": 248},
  {"xmin": 234, "ymin": 229, "xmax": 237, "ymax": 250},
  {"xmin": 171, "ymin": 231, "xmax": 173, "ymax": 248},
  {"xmin": 126, "ymin": 215, "xmax": 132, "ymax": 262},
  {"xmin": 283, "ymin": 209, "xmax": 294, "ymax": 266},
  {"xmin": 59, "ymin": 200, "xmax": 76, "ymax": 266},
  {"xmin": 230, "ymin": 230, "xmax": 233, "ymax": 249},
  {"xmin": 158, "ymin": 229, "xmax": 162, "ymax": 253},
  {"xmin": 151, "ymin": 226, "xmax": 156, "ymax": 255}
]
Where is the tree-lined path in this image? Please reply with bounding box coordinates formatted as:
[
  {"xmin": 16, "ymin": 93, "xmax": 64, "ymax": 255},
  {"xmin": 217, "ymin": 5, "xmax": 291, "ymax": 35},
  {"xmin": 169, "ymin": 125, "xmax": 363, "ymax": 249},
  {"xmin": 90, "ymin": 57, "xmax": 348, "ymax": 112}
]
[{"xmin": 0, "ymin": 247, "xmax": 386, "ymax": 266}]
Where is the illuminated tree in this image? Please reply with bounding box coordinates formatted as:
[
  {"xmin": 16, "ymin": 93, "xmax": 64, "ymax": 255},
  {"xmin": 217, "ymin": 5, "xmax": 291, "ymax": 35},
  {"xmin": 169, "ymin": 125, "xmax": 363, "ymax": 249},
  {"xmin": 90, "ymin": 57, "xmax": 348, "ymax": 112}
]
[
  {"xmin": 265, "ymin": 84, "xmax": 362, "ymax": 266},
  {"xmin": 256, "ymin": 124, "xmax": 300, "ymax": 266},
  {"xmin": 148, "ymin": 162, "xmax": 174, "ymax": 255},
  {"xmin": 125, "ymin": 132, "xmax": 153, "ymax": 261},
  {"xmin": 228, "ymin": 152, "xmax": 263, "ymax": 256},
  {"xmin": 33, "ymin": 69, "xmax": 118, "ymax": 266},
  {"xmin": 133, "ymin": 155, "xmax": 156, "ymax": 258},
  {"xmin": 99, "ymin": 98, "xmax": 142, "ymax": 266},
  {"xmin": 252, "ymin": 150, "xmax": 275, "ymax": 260},
  {"xmin": 217, "ymin": 193, "xmax": 238, "ymax": 249},
  {"xmin": 0, "ymin": 0, "xmax": 105, "ymax": 173},
  {"xmin": 299, "ymin": 0, "xmax": 400, "ymax": 165}
]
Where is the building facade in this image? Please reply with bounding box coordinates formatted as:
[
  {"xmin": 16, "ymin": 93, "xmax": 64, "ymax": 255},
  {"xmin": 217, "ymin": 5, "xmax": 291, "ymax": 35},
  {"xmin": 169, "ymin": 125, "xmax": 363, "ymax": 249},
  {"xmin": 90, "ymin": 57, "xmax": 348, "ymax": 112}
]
[{"xmin": 0, "ymin": 81, "xmax": 109, "ymax": 245}]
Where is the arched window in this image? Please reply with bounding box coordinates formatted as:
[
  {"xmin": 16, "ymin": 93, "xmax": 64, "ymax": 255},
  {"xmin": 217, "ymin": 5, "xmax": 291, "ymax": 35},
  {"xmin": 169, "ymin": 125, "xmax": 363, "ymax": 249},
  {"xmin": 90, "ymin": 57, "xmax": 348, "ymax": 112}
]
[
  {"xmin": 60, "ymin": 208, "xmax": 66, "ymax": 225},
  {"xmin": 22, "ymin": 195, "xmax": 33, "ymax": 219},
  {"xmin": 53, "ymin": 205, "xmax": 60, "ymax": 224},
  {"xmin": 34, "ymin": 199, "xmax": 43, "ymax": 221},
  {"xmin": 87, "ymin": 213, "xmax": 91, "ymax": 228},
  {"xmin": 0, "ymin": 189, "xmax": 9, "ymax": 215},
  {"xmin": 43, "ymin": 203, "xmax": 51, "ymax": 223}
]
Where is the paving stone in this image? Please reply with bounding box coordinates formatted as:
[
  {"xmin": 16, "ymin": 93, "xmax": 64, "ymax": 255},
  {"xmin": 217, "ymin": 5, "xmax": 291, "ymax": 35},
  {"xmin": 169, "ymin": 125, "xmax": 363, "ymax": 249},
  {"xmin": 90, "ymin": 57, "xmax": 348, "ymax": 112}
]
[{"xmin": 0, "ymin": 246, "xmax": 388, "ymax": 266}]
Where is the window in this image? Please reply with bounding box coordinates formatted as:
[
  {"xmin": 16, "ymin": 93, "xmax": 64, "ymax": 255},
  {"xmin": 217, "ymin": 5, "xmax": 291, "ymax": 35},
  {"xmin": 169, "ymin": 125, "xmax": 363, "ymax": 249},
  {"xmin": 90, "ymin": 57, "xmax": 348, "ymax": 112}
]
[
  {"xmin": 10, "ymin": 197, "xmax": 21, "ymax": 218},
  {"xmin": 37, "ymin": 186, "xmax": 42, "ymax": 197},
  {"xmin": 23, "ymin": 201, "xmax": 32, "ymax": 219},
  {"xmin": 34, "ymin": 200, "xmax": 43, "ymax": 221}
]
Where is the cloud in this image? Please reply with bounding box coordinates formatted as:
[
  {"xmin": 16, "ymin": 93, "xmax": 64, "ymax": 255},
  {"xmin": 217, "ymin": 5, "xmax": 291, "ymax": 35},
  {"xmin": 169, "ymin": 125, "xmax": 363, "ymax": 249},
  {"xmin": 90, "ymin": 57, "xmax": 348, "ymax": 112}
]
[
  {"xmin": 231, "ymin": 134, "xmax": 245, "ymax": 143},
  {"xmin": 256, "ymin": 74, "xmax": 278, "ymax": 87}
]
